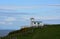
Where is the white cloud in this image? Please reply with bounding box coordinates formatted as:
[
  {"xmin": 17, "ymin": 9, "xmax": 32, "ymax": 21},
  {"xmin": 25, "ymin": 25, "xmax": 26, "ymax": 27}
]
[
  {"xmin": 0, "ymin": 22, "xmax": 5, "ymax": 24},
  {"xmin": 40, "ymin": 16, "xmax": 60, "ymax": 20},
  {"xmin": 18, "ymin": 15, "xmax": 60, "ymax": 20},
  {"xmin": 0, "ymin": 15, "xmax": 60, "ymax": 25},
  {"xmin": 0, "ymin": 4, "xmax": 60, "ymax": 10},
  {"xmin": 5, "ymin": 17, "xmax": 16, "ymax": 22},
  {"xmin": 0, "ymin": 6, "xmax": 33, "ymax": 10},
  {"xmin": 48, "ymin": 4, "xmax": 60, "ymax": 6},
  {"xmin": 0, "ymin": 21, "xmax": 13, "ymax": 25},
  {"xmin": 7, "ymin": 22, "xmax": 13, "ymax": 25},
  {"xmin": 0, "ymin": 16, "xmax": 16, "ymax": 25}
]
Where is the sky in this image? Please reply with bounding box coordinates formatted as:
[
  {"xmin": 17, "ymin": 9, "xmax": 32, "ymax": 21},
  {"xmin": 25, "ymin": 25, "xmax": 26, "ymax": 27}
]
[{"xmin": 0, "ymin": 0, "xmax": 60, "ymax": 30}]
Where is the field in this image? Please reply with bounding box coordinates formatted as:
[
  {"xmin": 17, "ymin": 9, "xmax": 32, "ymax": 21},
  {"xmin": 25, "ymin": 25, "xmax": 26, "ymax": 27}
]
[{"xmin": 1, "ymin": 24, "xmax": 60, "ymax": 39}]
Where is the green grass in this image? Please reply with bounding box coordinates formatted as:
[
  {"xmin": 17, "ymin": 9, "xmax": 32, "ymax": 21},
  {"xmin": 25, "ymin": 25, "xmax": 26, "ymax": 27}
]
[{"xmin": 1, "ymin": 25, "xmax": 60, "ymax": 39}]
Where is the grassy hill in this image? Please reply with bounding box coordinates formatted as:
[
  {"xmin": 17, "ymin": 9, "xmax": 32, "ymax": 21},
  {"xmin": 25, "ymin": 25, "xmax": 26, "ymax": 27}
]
[{"xmin": 1, "ymin": 25, "xmax": 60, "ymax": 39}]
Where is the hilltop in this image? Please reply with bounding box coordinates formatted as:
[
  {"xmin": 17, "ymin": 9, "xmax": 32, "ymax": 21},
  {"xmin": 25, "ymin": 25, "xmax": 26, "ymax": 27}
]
[{"xmin": 1, "ymin": 24, "xmax": 60, "ymax": 39}]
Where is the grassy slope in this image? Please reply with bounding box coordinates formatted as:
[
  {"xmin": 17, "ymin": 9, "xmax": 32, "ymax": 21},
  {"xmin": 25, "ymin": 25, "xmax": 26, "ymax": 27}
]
[{"xmin": 1, "ymin": 25, "xmax": 60, "ymax": 39}]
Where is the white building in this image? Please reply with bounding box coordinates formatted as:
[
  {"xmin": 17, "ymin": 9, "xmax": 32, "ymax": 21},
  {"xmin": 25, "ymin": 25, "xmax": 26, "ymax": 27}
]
[{"xmin": 30, "ymin": 18, "xmax": 44, "ymax": 27}]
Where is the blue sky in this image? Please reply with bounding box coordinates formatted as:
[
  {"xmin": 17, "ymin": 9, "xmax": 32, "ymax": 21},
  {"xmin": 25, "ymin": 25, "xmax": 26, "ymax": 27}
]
[{"xmin": 0, "ymin": 0, "xmax": 60, "ymax": 30}]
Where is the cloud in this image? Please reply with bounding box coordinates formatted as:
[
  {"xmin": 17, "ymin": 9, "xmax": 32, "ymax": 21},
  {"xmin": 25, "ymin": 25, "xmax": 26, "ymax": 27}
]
[
  {"xmin": 0, "ymin": 4, "xmax": 60, "ymax": 10},
  {"xmin": 40, "ymin": 16, "xmax": 60, "ymax": 20},
  {"xmin": 0, "ymin": 16, "xmax": 16, "ymax": 25},
  {"xmin": 0, "ymin": 21, "xmax": 13, "ymax": 25},
  {"xmin": 0, "ymin": 6, "xmax": 33, "ymax": 10},
  {"xmin": 48, "ymin": 4, "xmax": 60, "ymax": 6},
  {"xmin": 0, "ymin": 15, "xmax": 60, "ymax": 25},
  {"xmin": 18, "ymin": 15, "xmax": 60, "ymax": 20},
  {"xmin": 0, "ymin": 22, "xmax": 5, "ymax": 24},
  {"xmin": 5, "ymin": 17, "xmax": 16, "ymax": 22}
]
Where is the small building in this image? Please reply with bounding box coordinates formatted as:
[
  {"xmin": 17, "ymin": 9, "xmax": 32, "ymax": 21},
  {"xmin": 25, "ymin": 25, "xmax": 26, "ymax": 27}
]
[{"xmin": 30, "ymin": 18, "xmax": 44, "ymax": 27}]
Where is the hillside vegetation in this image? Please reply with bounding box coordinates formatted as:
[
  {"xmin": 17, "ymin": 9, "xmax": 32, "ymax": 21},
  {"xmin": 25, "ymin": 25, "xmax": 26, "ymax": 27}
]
[{"xmin": 1, "ymin": 25, "xmax": 60, "ymax": 39}]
